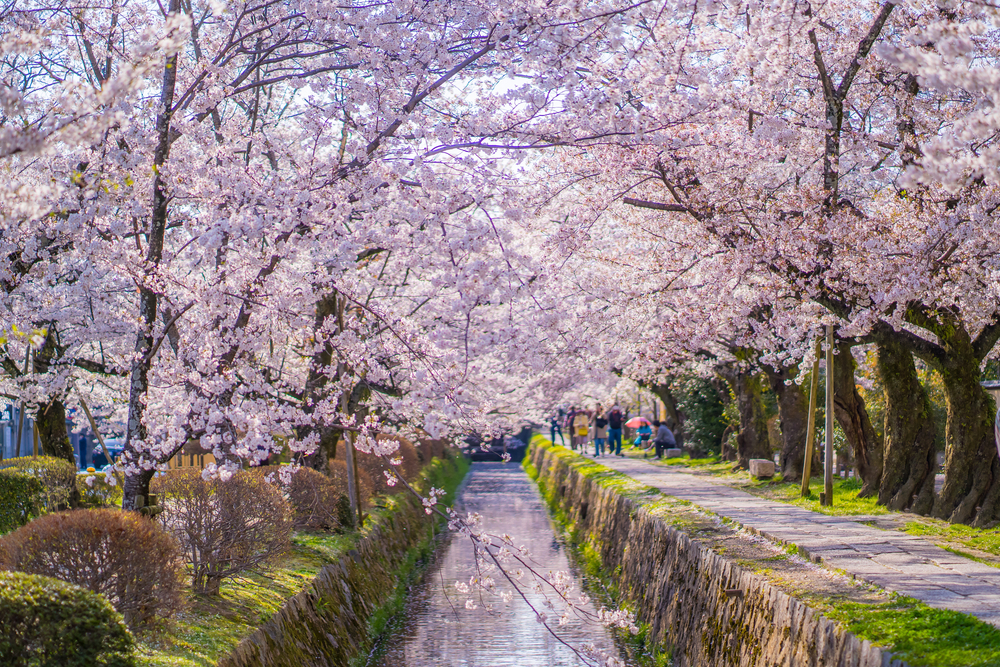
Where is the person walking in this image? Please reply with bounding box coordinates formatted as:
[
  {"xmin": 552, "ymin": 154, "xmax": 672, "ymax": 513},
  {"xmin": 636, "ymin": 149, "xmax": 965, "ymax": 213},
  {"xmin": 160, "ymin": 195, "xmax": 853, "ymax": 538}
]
[
  {"xmin": 653, "ymin": 419, "xmax": 676, "ymax": 460},
  {"xmin": 607, "ymin": 405, "xmax": 623, "ymax": 456},
  {"xmin": 550, "ymin": 411, "xmax": 565, "ymax": 446},
  {"xmin": 564, "ymin": 406, "xmax": 577, "ymax": 450},
  {"xmin": 592, "ymin": 404, "xmax": 608, "ymax": 457},
  {"xmin": 573, "ymin": 409, "xmax": 590, "ymax": 451}
]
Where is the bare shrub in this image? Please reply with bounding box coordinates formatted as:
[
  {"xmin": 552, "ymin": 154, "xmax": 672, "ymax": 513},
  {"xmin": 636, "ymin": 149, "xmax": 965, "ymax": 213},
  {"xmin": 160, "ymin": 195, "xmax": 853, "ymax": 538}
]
[
  {"xmin": 416, "ymin": 438, "xmax": 446, "ymax": 464},
  {"xmin": 252, "ymin": 466, "xmax": 340, "ymax": 532},
  {"xmin": 155, "ymin": 469, "xmax": 292, "ymax": 595},
  {"xmin": 0, "ymin": 508, "xmax": 183, "ymax": 630},
  {"xmin": 328, "ymin": 456, "xmax": 373, "ymax": 503},
  {"xmin": 355, "ymin": 436, "xmax": 422, "ymax": 495}
]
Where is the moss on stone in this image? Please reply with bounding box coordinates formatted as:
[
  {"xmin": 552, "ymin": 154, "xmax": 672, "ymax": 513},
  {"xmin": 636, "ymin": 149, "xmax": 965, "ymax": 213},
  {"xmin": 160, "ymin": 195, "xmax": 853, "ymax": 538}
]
[{"xmin": 138, "ymin": 454, "xmax": 469, "ymax": 667}]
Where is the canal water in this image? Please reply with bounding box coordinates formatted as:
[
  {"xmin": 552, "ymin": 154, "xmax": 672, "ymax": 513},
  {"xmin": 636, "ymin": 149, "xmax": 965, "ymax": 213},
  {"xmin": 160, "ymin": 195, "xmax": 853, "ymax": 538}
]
[{"xmin": 375, "ymin": 461, "xmax": 632, "ymax": 666}]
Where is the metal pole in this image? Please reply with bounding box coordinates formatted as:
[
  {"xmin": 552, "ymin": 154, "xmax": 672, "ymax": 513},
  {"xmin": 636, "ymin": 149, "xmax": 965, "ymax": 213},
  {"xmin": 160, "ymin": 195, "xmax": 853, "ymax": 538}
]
[
  {"xmin": 824, "ymin": 326, "xmax": 835, "ymax": 506},
  {"xmin": 800, "ymin": 339, "xmax": 822, "ymax": 497}
]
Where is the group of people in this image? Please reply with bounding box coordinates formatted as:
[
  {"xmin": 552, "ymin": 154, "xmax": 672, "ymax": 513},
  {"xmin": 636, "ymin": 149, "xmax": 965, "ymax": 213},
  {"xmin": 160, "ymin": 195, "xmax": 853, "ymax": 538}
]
[
  {"xmin": 550, "ymin": 404, "xmax": 625, "ymax": 456},
  {"xmin": 549, "ymin": 404, "xmax": 678, "ymax": 459}
]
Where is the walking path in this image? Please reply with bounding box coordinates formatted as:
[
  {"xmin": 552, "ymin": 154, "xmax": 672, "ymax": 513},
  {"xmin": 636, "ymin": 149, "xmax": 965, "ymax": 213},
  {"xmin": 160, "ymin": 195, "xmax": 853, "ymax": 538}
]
[{"xmin": 598, "ymin": 455, "xmax": 1000, "ymax": 627}]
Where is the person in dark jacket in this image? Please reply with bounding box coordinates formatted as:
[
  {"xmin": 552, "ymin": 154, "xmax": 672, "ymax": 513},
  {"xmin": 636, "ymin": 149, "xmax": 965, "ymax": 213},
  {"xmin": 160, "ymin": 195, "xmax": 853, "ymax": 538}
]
[
  {"xmin": 607, "ymin": 405, "xmax": 624, "ymax": 456},
  {"xmin": 550, "ymin": 411, "xmax": 565, "ymax": 447},
  {"xmin": 653, "ymin": 419, "xmax": 676, "ymax": 460}
]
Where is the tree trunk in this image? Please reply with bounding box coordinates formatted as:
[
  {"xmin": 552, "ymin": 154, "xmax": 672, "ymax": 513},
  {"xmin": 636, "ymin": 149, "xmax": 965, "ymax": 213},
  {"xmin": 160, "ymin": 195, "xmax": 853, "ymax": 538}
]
[
  {"xmin": 762, "ymin": 363, "xmax": 809, "ymax": 482},
  {"xmin": 876, "ymin": 337, "xmax": 937, "ymax": 514},
  {"xmin": 649, "ymin": 381, "xmax": 685, "ymax": 450},
  {"xmin": 30, "ymin": 329, "xmax": 77, "ymax": 468},
  {"xmin": 720, "ymin": 367, "xmax": 771, "ymax": 469},
  {"xmin": 35, "ymin": 398, "xmax": 81, "ymax": 507},
  {"xmin": 831, "ymin": 340, "xmax": 883, "ymax": 497},
  {"xmin": 933, "ymin": 348, "xmax": 999, "ymax": 525},
  {"xmin": 34, "ymin": 400, "xmax": 74, "ymax": 463},
  {"xmin": 302, "ymin": 293, "xmax": 339, "ymax": 473},
  {"xmin": 121, "ymin": 0, "xmax": 181, "ymax": 511}
]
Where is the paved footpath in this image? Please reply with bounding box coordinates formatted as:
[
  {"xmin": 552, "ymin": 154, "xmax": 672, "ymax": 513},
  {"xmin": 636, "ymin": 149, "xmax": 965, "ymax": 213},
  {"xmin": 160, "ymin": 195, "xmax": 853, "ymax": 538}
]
[{"xmin": 598, "ymin": 455, "xmax": 1000, "ymax": 627}]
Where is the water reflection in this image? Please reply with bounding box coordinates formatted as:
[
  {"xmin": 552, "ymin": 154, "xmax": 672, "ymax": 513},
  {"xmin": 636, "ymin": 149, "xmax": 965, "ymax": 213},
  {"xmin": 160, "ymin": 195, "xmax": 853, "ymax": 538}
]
[{"xmin": 375, "ymin": 462, "xmax": 628, "ymax": 666}]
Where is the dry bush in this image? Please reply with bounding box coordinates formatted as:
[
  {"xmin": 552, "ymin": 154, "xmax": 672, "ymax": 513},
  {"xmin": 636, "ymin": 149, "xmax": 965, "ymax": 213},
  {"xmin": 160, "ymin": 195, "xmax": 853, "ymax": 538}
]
[
  {"xmin": 156, "ymin": 469, "xmax": 292, "ymax": 595},
  {"xmin": 357, "ymin": 436, "xmax": 423, "ymax": 495},
  {"xmin": 354, "ymin": 450, "xmax": 393, "ymax": 496},
  {"xmin": 328, "ymin": 457, "xmax": 373, "ymax": 504},
  {"xmin": 251, "ymin": 466, "xmax": 340, "ymax": 532},
  {"xmin": 394, "ymin": 437, "xmax": 423, "ymax": 481},
  {"xmin": 416, "ymin": 438, "xmax": 447, "ymax": 463},
  {"xmin": 0, "ymin": 508, "xmax": 183, "ymax": 630}
]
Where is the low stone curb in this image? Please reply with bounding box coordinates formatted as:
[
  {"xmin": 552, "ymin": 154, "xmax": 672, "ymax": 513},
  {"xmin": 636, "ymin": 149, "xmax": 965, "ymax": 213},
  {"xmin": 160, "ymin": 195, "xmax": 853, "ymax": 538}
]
[{"xmin": 529, "ymin": 443, "xmax": 909, "ymax": 667}]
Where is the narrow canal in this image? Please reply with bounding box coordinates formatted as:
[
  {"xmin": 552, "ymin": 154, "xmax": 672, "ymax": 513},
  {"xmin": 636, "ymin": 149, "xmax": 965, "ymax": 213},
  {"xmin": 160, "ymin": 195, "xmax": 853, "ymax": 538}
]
[{"xmin": 375, "ymin": 461, "xmax": 633, "ymax": 666}]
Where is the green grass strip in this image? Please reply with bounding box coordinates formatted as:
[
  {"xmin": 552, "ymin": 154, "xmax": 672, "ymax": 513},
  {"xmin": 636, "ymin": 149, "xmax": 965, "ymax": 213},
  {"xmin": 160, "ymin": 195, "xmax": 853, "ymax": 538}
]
[
  {"xmin": 528, "ymin": 437, "xmax": 1000, "ymax": 667},
  {"xmin": 139, "ymin": 454, "xmax": 469, "ymax": 667}
]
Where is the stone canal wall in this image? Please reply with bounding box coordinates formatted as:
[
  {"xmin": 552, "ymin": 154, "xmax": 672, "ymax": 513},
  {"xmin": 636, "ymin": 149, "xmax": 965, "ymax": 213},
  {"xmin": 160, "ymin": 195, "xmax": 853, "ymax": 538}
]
[
  {"xmin": 527, "ymin": 442, "xmax": 907, "ymax": 667},
  {"xmin": 219, "ymin": 456, "xmax": 464, "ymax": 667}
]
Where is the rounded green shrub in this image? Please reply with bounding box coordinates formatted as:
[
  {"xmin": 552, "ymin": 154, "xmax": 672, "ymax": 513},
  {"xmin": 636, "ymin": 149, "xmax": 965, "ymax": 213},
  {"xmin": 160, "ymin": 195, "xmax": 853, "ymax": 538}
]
[
  {"xmin": 5, "ymin": 456, "xmax": 78, "ymax": 510},
  {"xmin": 0, "ymin": 571, "xmax": 135, "ymax": 666},
  {"xmin": 0, "ymin": 470, "xmax": 44, "ymax": 535},
  {"xmin": 0, "ymin": 509, "xmax": 184, "ymax": 630},
  {"xmin": 76, "ymin": 471, "xmax": 123, "ymax": 507}
]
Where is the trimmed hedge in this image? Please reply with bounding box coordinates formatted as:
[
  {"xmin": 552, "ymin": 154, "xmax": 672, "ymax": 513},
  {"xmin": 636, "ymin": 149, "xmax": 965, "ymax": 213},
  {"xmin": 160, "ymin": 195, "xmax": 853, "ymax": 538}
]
[
  {"xmin": 4, "ymin": 457, "xmax": 77, "ymax": 510},
  {"xmin": 77, "ymin": 471, "xmax": 123, "ymax": 507},
  {"xmin": 0, "ymin": 470, "xmax": 43, "ymax": 535},
  {"xmin": 252, "ymin": 465, "xmax": 342, "ymax": 531},
  {"xmin": 0, "ymin": 509, "xmax": 184, "ymax": 630},
  {"xmin": 0, "ymin": 571, "xmax": 135, "ymax": 666}
]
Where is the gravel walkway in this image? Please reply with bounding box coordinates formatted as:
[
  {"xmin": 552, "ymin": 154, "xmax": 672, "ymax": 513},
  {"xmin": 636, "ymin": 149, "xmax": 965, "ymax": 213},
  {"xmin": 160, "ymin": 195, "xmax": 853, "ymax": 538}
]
[{"xmin": 597, "ymin": 455, "xmax": 1000, "ymax": 627}]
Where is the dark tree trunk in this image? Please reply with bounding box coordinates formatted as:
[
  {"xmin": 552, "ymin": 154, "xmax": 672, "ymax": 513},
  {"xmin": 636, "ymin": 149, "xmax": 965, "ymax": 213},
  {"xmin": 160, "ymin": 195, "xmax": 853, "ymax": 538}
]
[
  {"xmin": 122, "ymin": 3, "xmax": 181, "ymax": 511},
  {"xmin": 876, "ymin": 337, "xmax": 937, "ymax": 514},
  {"xmin": 762, "ymin": 363, "xmax": 809, "ymax": 482},
  {"xmin": 35, "ymin": 398, "xmax": 80, "ymax": 507},
  {"xmin": 34, "ymin": 400, "xmax": 73, "ymax": 463},
  {"xmin": 649, "ymin": 381, "xmax": 685, "ymax": 450},
  {"xmin": 302, "ymin": 293, "xmax": 339, "ymax": 473},
  {"xmin": 720, "ymin": 366, "xmax": 771, "ymax": 469},
  {"xmin": 831, "ymin": 340, "xmax": 883, "ymax": 497},
  {"xmin": 932, "ymin": 344, "xmax": 999, "ymax": 526},
  {"xmin": 30, "ymin": 329, "xmax": 76, "ymax": 468}
]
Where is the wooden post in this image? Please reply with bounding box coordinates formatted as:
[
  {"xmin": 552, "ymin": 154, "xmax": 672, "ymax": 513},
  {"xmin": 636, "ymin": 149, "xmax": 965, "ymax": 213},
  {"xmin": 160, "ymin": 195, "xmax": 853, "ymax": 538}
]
[
  {"xmin": 333, "ymin": 289, "xmax": 364, "ymax": 528},
  {"xmin": 800, "ymin": 339, "xmax": 822, "ymax": 497},
  {"xmin": 824, "ymin": 326, "xmax": 835, "ymax": 506},
  {"xmin": 78, "ymin": 395, "xmax": 124, "ymax": 487},
  {"xmin": 344, "ymin": 429, "xmax": 360, "ymax": 526}
]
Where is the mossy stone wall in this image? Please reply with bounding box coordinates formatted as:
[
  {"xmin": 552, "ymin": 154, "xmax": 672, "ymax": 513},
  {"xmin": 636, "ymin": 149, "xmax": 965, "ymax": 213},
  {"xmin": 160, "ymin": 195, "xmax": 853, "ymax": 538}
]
[
  {"xmin": 528, "ymin": 443, "xmax": 908, "ymax": 667},
  {"xmin": 219, "ymin": 480, "xmax": 443, "ymax": 666}
]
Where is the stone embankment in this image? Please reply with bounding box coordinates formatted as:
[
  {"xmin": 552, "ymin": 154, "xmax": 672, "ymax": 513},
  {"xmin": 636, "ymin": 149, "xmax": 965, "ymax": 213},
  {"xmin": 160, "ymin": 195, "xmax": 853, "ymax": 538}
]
[
  {"xmin": 219, "ymin": 456, "xmax": 464, "ymax": 667},
  {"xmin": 528, "ymin": 442, "xmax": 907, "ymax": 667}
]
